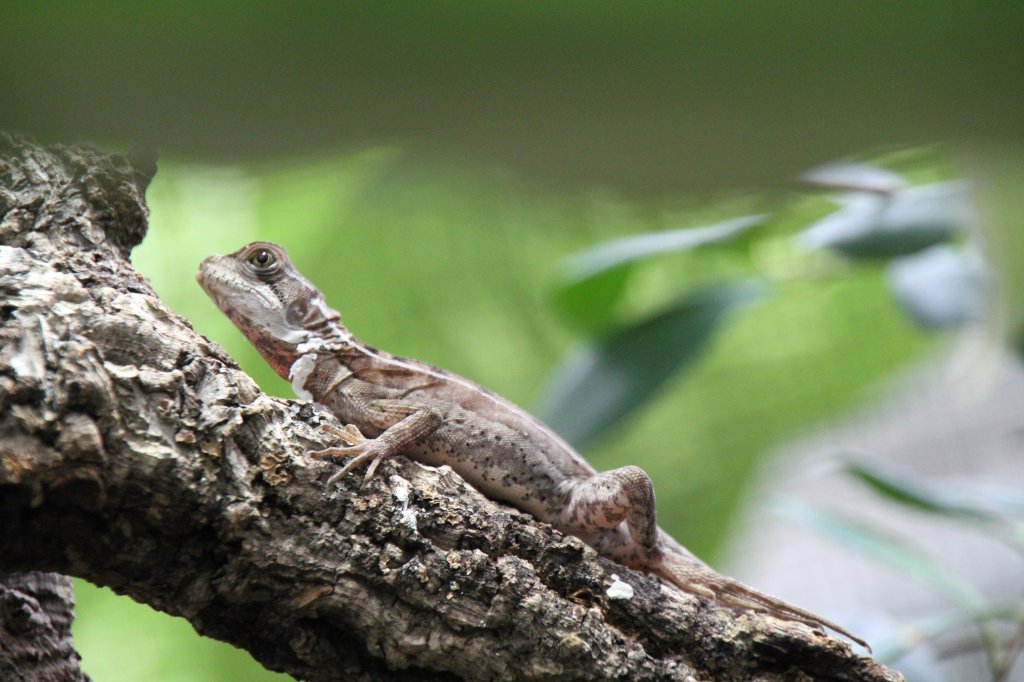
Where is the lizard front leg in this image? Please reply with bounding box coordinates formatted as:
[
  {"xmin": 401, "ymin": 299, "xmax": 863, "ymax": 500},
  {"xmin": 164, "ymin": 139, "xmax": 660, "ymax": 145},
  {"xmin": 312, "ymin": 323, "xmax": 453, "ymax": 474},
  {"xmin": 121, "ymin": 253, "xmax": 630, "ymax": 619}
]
[{"xmin": 311, "ymin": 399, "xmax": 443, "ymax": 485}]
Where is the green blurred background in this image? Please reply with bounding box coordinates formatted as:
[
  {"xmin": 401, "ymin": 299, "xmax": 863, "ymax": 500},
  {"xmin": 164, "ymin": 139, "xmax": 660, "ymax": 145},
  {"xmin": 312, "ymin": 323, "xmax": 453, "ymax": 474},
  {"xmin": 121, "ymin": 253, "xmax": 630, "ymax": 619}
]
[{"xmin": 1, "ymin": 3, "xmax": 1021, "ymax": 680}]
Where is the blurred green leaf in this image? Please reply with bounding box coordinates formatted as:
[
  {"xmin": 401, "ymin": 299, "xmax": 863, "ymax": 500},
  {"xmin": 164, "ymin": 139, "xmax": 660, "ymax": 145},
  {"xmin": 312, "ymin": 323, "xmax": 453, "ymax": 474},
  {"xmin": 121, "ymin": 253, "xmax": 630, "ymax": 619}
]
[
  {"xmin": 778, "ymin": 498, "xmax": 987, "ymax": 611},
  {"xmin": 552, "ymin": 264, "xmax": 633, "ymax": 332},
  {"xmin": 538, "ymin": 280, "xmax": 766, "ymax": 448},
  {"xmin": 845, "ymin": 461, "xmax": 990, "ymax": 521},
  {"xmin": 886, "ymin": 245, "xmax": 990, "ymax": 329},
  {"xmin": 799, "ymin": 181, "xmax": 970, "ymax": 259},
  {"xmin": 845, "ymin": 461, "xmax": 1024, "ymax": 522},
  {"xmin": 562, "ymin": 214, "xmax": 766, "ymax": 284},
  {"xmin": 801, "ymin": 162, "xmax": 909, "ymax": 194},
  {"xmin": 553, "ymin": 214, "xmax": 765, "ymax": 331}
]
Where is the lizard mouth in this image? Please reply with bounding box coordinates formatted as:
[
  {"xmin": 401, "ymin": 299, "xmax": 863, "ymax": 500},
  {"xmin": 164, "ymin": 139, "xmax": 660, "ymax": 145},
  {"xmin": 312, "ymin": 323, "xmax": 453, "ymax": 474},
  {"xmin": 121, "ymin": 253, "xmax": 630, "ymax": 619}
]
[
  {"xmin": 195, "ymin": 257, "xmax": 239, "ymax": 312},
  {"xmin": 195, "ymin": 268, "xmax": 222, "ymax": 309},
  {"xmin": 195, "ymin": 256, "xmax": 215, "ymax": 291}
]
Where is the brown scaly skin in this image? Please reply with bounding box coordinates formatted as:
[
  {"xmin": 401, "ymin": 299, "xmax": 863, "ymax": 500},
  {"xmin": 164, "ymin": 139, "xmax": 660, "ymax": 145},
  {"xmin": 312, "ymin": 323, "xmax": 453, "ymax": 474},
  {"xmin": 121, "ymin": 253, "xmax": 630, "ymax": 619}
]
[{"xmin": 197, "ymin": 241, "xmax": 870, "ymax": 651}]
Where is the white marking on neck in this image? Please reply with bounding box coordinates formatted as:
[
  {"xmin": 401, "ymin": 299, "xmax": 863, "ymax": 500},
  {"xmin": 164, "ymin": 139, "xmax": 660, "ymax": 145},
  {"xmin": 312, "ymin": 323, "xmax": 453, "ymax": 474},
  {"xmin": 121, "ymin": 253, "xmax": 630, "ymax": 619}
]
[
  {"xmin": 296, "ymin": 329, "xmax": 353, "ymax": 355},
  {"xmin": 296, "ymin": 338, "xmax": 326, "ymax": 354},
  {"xmin": 288, "ymin": 353, "xmax": 318, "ymax": 400}
]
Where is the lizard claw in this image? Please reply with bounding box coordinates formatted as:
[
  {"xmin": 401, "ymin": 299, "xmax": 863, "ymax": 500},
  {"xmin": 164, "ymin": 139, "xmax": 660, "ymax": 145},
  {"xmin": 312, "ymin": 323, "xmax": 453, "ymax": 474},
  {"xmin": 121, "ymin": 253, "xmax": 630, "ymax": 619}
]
[
  {"xmin": 324, "ymin": 447, "xmax": 387, "ymax": 487},
  {"xmin": 311, "ymin": 424, "xmax": 393, "ymax": 487}
]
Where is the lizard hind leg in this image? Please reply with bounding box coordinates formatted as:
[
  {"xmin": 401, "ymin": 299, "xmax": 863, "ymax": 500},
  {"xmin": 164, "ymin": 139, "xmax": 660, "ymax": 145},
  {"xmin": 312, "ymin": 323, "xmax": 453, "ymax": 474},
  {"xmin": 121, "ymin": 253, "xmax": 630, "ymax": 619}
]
[{"xmin": 561, "ymin": 465, "xmax": 659, "ymax": 558}]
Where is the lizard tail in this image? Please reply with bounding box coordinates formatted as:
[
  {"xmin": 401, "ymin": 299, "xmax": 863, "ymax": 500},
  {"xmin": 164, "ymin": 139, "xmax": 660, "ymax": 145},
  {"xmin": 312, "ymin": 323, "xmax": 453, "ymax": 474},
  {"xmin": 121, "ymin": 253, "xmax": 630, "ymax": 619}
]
[{"xmin": 655, "ymin": 551, "xmax": 871, "ymax": 652}]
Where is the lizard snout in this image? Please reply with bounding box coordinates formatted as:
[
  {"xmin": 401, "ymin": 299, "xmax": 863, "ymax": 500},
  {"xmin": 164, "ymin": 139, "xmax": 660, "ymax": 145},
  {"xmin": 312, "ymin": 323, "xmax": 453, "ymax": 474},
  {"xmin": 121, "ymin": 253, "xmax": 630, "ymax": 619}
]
[{"xmin": 195, "ymin": 254, "xmax": 223, "ymax": 288}]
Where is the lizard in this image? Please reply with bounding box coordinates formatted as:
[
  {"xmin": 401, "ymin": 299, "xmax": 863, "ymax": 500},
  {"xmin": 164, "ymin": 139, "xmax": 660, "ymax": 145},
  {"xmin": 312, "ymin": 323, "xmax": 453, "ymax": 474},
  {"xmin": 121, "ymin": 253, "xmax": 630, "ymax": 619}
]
[{"xmin": 196, "ymin": 240, "xmax": 869, "ymax": 650}]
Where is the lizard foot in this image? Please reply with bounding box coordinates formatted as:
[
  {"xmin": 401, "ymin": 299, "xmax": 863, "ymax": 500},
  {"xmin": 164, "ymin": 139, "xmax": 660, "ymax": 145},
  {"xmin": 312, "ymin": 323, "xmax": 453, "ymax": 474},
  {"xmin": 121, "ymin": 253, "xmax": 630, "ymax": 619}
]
[{"xmin": 310, "ymin": 424, "xmax": 393, "ymax": 487}]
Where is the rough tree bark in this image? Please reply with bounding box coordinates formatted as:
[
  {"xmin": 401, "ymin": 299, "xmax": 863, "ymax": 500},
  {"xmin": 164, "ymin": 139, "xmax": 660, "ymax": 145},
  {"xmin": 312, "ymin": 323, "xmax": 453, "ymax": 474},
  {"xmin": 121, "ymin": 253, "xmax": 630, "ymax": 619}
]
[
  {"xmin": 0, "ymin": 137, "xmax": 902, "ymax": 681},
  {"xmin": 0, "ymin": 572, "xmax": 88, "ymax": 682}
]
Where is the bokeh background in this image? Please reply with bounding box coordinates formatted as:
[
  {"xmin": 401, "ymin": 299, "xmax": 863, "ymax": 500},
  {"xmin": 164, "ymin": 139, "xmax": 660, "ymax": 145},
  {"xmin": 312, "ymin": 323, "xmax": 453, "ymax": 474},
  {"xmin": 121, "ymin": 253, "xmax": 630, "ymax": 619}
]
[{"xmin": 2, "ymin": 4, "xmax": 1022, "ymax": 681}]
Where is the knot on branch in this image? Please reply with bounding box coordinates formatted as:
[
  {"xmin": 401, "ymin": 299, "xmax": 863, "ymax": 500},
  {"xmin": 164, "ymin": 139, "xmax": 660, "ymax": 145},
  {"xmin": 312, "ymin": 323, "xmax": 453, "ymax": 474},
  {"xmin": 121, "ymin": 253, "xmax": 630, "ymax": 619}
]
[{"xmin": 0, "ymin": 134, "xmax": 153, "ymax": 261}]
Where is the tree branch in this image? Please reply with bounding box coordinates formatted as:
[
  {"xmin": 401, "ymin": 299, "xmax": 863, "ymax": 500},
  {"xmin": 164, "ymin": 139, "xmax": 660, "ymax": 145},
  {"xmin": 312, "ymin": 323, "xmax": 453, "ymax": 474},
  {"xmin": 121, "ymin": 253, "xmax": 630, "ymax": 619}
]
[
  {"xmin": 0, "ymin": 572, "xmax": 88, "ymax": 682},
  {"xmin": 0, "ymin": 136, "xmax": 901, "ymax": 681}
]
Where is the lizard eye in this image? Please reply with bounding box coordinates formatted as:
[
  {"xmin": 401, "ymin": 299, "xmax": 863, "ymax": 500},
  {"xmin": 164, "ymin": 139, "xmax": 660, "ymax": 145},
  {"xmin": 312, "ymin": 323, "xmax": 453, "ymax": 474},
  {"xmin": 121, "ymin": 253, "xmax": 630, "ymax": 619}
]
[{"xmin": 247, "ymin": 248, "xmax": 277, "ymax": 271}]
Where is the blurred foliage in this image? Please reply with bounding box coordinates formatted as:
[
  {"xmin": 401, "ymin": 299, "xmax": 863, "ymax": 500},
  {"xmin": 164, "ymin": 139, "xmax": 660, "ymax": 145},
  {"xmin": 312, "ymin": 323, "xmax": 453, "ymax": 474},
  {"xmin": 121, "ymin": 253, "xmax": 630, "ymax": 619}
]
[
  {"xmin": 799, "ymin": 180, "xmax": 968, "ymax": 259},
  {"xmin": 538, "ymin": 155, "xmax": 976, "ymax": 448},
  {"xmin": 783, "ymin": 463, "xmax": 1024, "ymax": 681},
  {"xmin": 539, "ymin": 280, "xmax": 766, "ymax": 449}
]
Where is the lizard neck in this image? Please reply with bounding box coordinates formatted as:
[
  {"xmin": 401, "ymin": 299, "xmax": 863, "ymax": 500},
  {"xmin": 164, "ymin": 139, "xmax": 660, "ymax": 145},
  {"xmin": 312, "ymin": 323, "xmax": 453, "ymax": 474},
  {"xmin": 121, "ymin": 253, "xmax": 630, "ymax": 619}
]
[{"xmin": 286, "ymin": 318, "xmax": 358, "ymax": 401}]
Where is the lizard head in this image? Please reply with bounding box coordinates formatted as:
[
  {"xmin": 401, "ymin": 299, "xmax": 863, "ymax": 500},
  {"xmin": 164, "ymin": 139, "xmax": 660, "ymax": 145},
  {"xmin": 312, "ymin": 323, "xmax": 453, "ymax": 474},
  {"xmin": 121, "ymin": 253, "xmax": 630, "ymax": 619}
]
[{"xmin": 196, "ymin": 241, "xmax": 345, "ymax": 379}]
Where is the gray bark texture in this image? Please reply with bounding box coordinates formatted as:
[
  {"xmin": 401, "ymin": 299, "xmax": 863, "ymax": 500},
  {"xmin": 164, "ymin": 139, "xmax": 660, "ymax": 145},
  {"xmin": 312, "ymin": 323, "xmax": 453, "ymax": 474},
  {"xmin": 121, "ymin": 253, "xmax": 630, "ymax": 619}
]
[
  {"xmin": 0, "ymin": 572, "xmax": 88, "ymax": 682},
  {"xmin": 0, "ymin": 136, "xmax": 903, "ymax": 681}
]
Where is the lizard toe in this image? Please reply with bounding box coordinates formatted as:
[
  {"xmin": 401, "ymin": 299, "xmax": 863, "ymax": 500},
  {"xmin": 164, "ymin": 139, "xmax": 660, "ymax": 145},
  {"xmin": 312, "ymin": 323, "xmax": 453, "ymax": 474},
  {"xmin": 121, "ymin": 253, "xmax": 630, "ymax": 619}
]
[{"xmin": 326, "ymin": 452, "xmax": 374, "ymax": 486}]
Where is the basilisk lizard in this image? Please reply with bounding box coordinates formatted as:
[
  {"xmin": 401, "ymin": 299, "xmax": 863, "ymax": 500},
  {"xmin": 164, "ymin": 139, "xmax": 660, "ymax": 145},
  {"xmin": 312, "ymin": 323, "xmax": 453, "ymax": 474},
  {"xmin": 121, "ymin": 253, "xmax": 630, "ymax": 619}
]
[{"xmin": 197, "ymin": 241, "xmax": 867, "ymax": 650}]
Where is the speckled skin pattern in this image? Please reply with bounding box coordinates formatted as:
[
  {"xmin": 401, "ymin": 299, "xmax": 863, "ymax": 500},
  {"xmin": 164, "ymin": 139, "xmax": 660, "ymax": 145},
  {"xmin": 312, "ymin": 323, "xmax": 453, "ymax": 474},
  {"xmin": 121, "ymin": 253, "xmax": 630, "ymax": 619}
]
[{"xmin": 197, "ymin": 241, "xmax": 867, "ymax": 649}]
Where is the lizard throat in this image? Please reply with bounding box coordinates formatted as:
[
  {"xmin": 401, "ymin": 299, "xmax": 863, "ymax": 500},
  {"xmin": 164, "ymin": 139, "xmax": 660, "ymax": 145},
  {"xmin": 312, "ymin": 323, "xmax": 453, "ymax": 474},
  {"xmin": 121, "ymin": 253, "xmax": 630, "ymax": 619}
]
[{"xmin": 251, "ymin": 333, "xmax": 300, "ymax": 380}]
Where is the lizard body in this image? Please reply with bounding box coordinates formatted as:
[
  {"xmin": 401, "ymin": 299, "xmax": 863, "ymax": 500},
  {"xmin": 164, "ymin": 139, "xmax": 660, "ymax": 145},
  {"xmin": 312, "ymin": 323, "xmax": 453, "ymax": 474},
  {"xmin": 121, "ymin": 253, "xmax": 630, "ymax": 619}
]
[{"xmin": 197, "ymin": 241, "xmax": 867, "ymax": 650}]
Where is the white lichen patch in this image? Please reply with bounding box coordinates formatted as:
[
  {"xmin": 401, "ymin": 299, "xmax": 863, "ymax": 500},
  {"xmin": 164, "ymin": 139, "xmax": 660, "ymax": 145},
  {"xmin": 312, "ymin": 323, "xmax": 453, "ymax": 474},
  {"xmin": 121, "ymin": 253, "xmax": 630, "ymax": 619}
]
[
  {"xmin": 391, "ymin": 476, "xmax": 419, "ymax": 533},
  {"xmin": 288, "ymin": 353, "xmax": 318, "ymax": 400},
  {"xmin": 392, "ymin": 477, "xmax": 410, "ymax": 504},
  {"xmin": 606, "ymin": 574, "xmax": 634, "ymax": 600},
  {"xmin": 9, "ymin": 322, "xmax": 46, "ymax": 380},
  {"xmin": 0, "ymin": 245, "xmax": 29, "ymax": 271}
]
